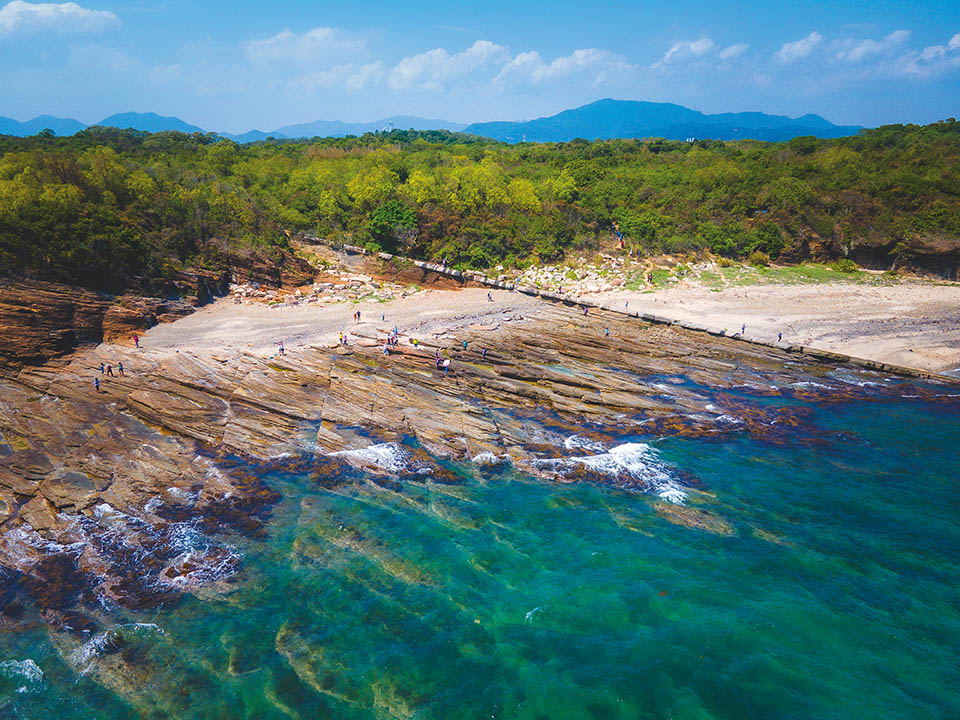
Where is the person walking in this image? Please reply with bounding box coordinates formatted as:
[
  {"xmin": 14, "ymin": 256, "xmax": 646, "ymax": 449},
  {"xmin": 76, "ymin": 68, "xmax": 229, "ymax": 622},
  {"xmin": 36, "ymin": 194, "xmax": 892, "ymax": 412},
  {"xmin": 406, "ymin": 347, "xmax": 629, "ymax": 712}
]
[
  {"xmin": 106, "ymin": 364, "xmax": 114, "ymax": 377},
  {"xmin": 94, "ymin": 377, "xmax": 100, "ymax": 393},
  {"xmin": 99, "ymin": 362, "xmax": 105, "ymax": 374},
  {"xmin": 118, "ymin": 361, "xmax": 124, "ymax": 377},
  {"xmin": 133, "ymin": 334, "xmax": 139, "ymax": 349}
]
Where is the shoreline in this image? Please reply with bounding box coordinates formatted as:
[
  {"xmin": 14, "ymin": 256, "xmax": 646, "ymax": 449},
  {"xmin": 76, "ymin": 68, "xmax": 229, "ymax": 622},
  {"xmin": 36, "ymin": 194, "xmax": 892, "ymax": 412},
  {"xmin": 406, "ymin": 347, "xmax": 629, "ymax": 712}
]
[{"xmin": 141, "ymin": 280, "xmax": 960, "ymax": 384}]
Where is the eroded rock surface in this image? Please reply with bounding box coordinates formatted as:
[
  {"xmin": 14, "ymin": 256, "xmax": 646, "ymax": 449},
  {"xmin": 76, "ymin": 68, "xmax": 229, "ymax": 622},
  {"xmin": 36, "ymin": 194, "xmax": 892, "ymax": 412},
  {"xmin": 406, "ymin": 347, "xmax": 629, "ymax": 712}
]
[{"xmin": 0, "ymin": 296, "xmax": 956, "ymax": 712}]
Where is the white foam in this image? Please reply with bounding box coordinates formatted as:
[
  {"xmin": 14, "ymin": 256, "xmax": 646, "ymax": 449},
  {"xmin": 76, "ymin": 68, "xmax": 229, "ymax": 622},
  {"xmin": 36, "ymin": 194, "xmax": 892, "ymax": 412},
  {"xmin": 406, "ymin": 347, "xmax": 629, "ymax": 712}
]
[
  {"xmin": 69, "ymin": 623, "xmax": 164, "ymax": 676},
  {"xmin": 533, "ymin": 442, "xmax": 687, "ymax": 503},
  {"xmin": 563, "ymin": 435, "xmax": 606, "ymax": 453},
  {"xmin": 524, "ymin": 606, "xmax": 543, "ymax": 623},
  {"xmin": 330, "ymin": 442, "xmax": 408, "ymax": 473},
  {"xmin": 472, "ymin": 451, "xmax": 506, "ymax": 467},
  {"xmin": 0, "ymin": 659, "xmax": 43, "ymax": 683}
]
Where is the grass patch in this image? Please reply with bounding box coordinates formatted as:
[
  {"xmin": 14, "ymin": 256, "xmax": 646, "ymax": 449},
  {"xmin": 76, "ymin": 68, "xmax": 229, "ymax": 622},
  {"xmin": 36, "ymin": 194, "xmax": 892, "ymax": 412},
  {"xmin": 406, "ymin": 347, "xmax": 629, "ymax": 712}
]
[{"xmin": 649, "ymin": 269, "xmax": 673, "ymax": 287}]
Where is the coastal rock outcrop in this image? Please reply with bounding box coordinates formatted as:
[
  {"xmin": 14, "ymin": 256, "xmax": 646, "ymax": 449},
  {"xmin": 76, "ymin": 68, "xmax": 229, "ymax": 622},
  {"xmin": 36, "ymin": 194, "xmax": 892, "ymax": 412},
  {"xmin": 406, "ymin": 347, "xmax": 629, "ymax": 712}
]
[{"xmin": 0, "ymin": 278, "xmax": 194, "ymax": 372}]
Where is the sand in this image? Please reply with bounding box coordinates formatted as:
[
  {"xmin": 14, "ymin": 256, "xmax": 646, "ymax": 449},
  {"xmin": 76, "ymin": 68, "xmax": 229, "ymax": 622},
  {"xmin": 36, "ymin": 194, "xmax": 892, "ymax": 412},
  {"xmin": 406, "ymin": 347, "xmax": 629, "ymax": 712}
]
[
  {"xmin": 593, "ymin": 281, "xmax": 960, "ymax": 374},
  {"xmin": 142, "ymin": 281, "xmax": 960, "ymax": 376},
  {"xmin": 143, "ymin": 288, "xmax": 543, "ymax": 355}
]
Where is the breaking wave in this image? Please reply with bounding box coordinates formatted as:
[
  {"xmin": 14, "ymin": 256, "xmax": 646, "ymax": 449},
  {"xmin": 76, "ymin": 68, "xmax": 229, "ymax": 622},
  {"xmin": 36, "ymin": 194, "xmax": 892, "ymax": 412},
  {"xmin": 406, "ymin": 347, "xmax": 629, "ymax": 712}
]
[
  {"xmin": 329, "ymin": 442, "xmax": 409, "ymax": 474},
  {"xmin": 532, "ymin": 442, "xmax": 688, "ymax": 503},
  {"xmin": 0, "ymin": 659, "xmax": 43, "ymax": 684}
]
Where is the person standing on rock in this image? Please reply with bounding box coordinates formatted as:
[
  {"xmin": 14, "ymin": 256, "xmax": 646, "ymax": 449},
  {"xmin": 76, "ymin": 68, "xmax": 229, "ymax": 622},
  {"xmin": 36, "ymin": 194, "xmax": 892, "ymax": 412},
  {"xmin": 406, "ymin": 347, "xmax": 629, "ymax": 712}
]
[
  {"xmin": 99, "ymin": 362, "xmax": 105, "ymax": 374},
  {"xmin": 278, "ymin": 341, "xmax": 285, "ymax": 356},
  {"xmin": 133, "ymin": 334, "xmax": 139, "ymax": 349},
  {"xmin": 482, "ymin": 348, "xmax": 487, "ymax": 360},
  {"xmin": 106, "ymin": 364, "xmax": 114, "ymax": 377},
  {"xmin": 487, "ymin": 292, "xmax": 493, "ymax": 302},
  {"xmin": 94, "ymin": 377, "xmax": 100, "ymax": 393},
  {"xmin": 778, "ymin": 332, "xmax": 782, "ymax": 343},
  {"xmin": 605, "ymin": 328, "xmax": 610, "ymax": 337},
  {"xmin": 118, "ymin": 361, "xmax": 124, "ymax": 377}
]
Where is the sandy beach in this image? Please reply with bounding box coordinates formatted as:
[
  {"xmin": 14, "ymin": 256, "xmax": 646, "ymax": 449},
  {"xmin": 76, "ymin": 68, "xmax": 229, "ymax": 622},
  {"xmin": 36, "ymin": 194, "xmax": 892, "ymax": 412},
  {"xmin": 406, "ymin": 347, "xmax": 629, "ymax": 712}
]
[
  {"xmin": 142, "ymin": 280, "xmax": 960, "ymax": 377},
  {"xmin": 593, "ymin": 281, "xmax": 960, "ymax": 374}
]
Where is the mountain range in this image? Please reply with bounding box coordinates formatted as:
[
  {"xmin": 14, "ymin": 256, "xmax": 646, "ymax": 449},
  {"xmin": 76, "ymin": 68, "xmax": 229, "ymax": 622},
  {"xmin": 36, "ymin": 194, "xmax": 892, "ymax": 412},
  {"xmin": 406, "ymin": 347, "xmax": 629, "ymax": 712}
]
[
  {"xmin": 0, "ymin": 100, "xmax": 863, "ymax": 143},
  {"xmin": 462, "ymin": 99, "xmax": 863, "ymax": 142}
]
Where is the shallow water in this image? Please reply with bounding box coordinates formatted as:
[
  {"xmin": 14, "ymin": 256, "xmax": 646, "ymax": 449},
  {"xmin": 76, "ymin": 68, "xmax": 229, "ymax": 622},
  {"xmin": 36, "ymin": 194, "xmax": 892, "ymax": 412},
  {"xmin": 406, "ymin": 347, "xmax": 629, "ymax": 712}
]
[{"xmin": 1, "ymin": 385, "xmax": 958, "ymax": 718}]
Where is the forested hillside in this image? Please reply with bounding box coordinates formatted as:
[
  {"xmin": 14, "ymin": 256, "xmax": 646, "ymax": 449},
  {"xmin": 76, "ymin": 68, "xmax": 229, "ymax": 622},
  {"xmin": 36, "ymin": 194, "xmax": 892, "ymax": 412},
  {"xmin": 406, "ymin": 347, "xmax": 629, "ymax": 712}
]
[{"xmin": 1, "ymin": 121, "xmax": 958, "ymax": 292}]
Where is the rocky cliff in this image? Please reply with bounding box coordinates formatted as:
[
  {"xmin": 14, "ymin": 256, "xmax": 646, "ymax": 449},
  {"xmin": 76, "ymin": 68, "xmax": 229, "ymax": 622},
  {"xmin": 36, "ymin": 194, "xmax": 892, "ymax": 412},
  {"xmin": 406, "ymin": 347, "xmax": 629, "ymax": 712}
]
[{"xmin": 0, "ymin": 278, "xmax": 195, "ymax": 373}]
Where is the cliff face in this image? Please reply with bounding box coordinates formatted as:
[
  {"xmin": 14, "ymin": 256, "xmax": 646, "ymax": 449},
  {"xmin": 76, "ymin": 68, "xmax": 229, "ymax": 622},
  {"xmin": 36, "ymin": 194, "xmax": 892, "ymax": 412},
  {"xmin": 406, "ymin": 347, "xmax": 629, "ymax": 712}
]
[
  {"xmin": 0, "ymin": 279, "xmax": 194, "ymax": 372},
  {"xmin": 781, "ymin": 232, "xmax": 960, "ymax": 279}
]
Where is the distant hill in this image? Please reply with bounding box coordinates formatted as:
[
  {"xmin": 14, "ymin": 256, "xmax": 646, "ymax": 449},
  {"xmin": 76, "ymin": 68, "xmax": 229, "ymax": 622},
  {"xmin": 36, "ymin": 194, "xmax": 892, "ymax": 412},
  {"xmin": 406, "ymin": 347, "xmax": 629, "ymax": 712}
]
[
  {"xmin": 96, "ymin": 112, "xmax": 207, "ymax": 134},
  {"xmin": 0, "ymin": 102, "xmax": 860, "ymax": 142},
  {"xmin": 463, "ymin": 99, "xmax": 862, "ymax": 143},
  {"xmin": 219, "ymin": 129, "xmax": 290, "ymax": 143},
  {"xmin": 0, "ymin": 114, "xmax": 86, "ymax": 136},
  {"xmin": 271, "ymin": 115, "xmax": 467, "ymax": 139}
]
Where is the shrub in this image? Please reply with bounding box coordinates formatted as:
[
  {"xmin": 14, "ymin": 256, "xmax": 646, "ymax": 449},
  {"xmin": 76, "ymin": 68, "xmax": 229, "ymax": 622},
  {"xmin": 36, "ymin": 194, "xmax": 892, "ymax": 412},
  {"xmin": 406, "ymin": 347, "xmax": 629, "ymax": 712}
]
[
  {"xmin": 717, "ymin": 256, "xmax": 735, "ymax": 268},
  {"xmin": 748, "ymin": 250, "xmax": 770, "ymax": 267},
  {"xmin": 832, "ymin": 258, "xmax": 858, "ymax": 273}
]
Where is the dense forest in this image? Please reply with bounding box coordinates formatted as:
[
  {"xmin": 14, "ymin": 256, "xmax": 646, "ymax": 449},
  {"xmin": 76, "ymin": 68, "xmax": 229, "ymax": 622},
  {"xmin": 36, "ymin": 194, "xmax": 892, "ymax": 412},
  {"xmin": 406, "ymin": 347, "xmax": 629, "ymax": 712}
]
[{"xmin": 0, "ymin": 121, "xmax": 958, "ymax": 292}]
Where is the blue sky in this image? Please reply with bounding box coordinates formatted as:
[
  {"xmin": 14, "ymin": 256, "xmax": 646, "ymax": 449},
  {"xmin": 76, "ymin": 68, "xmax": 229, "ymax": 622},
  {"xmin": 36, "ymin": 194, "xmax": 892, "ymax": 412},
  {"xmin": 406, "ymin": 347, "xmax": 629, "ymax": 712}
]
[{"xmin": 1, "ymin": 0, "xmax": 958, "ymax": 132}]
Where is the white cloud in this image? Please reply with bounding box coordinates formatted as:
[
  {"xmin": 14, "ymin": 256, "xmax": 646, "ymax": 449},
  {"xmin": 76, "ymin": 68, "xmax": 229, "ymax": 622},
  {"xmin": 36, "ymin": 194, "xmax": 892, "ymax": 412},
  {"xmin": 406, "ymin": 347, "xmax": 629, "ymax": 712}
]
[
  {"xmin": 836, "ymin": 29, "xmax": 909, "ymax": 62},
  {"xmin": 0, "ymin": 0, "xmax": 118, "ymax": 35},
  {"xmin": 149, "ymin": 64, "xmax": 185, "ymax": 84},
  {"xmin": 497, "ymin": 48, "xmax": 633, "ymax": 85},
  {"xmin": 296, "ymin": 62, "xmax": 385, "ymax": 93},
  {"xmin": 388, "ymin": 40, "xmax": 508, "ymax": 91},
  {"xmin": 896, "ymin": 31, "xmax": 960, "ymax": 77},
  {"xmin": 774, "ymin": 31, "xmax": 824, "ymax": 63},
  {"xmin": 717, "ymin": 43, "xmax": 749, "ymax": 61},
  {"xmin": 653, "ymin": 38, "xmax": 715, "ymax": 68},
  {"xmin": 245, "ymin": 26, "xmax": 365, "ymax": 66}
]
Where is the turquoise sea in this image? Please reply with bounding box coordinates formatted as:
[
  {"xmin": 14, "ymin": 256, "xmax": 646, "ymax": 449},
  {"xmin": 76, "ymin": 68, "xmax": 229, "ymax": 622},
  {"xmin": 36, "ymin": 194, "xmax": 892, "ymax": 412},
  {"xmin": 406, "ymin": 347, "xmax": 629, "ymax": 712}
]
[{"xmin": 1, "ymin": 377, "xmax": 958, "ymax": 719}]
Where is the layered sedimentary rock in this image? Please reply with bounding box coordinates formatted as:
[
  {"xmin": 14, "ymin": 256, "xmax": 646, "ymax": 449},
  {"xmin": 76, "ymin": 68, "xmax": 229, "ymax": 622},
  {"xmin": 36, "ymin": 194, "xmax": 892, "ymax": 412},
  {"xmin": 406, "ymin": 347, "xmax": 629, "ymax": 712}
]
[
  {"xmin": 0, "ymin": 278, "xmax": 195, "ymax": 372},
  {"xmin": 1, "ymin": 293, "xmax": 957, "ymax": 713}
]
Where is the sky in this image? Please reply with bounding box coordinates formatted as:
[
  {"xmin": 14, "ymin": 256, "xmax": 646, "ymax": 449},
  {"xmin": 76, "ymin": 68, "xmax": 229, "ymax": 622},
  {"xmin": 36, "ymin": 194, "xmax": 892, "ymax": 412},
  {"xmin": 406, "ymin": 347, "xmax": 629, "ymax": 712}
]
[{"xmin": 0, "ymin": 0, "xmax": 958, "ymax": 132}]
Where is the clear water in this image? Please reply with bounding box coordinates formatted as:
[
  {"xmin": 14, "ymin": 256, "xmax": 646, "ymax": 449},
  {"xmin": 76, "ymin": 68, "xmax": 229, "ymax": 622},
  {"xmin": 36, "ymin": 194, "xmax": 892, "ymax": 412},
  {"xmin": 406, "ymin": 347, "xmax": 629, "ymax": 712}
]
[{"xmin": 1, "ymin": 392, "xmax": 958, "ymax": 719}]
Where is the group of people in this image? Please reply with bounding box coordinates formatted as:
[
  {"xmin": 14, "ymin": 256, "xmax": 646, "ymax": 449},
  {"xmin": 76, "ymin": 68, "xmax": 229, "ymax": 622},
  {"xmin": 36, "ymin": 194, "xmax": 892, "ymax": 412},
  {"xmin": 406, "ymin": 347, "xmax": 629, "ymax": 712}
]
[
  {"xmin": 98, "ymin": 361, "xmax": 124, "ymax": 377},
  {"xmin": 382, "ymin": 330, "xmax": 401, "ymax": 354},
  {"xmin": 352, "ymin": 310, "xmax": 362, "ymax": 324},
  {"xmin": 434, "ymin": 349, "xmax": 451, "ymax": 375},
  {"xmin": 94, "ymin": 358, "xmax": 125, "ymax": 393}
]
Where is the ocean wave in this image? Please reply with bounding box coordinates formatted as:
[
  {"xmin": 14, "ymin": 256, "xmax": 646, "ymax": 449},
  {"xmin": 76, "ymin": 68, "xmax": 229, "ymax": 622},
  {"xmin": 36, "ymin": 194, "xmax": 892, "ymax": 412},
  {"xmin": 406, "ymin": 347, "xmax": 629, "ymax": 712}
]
[
  {"xmin": 70, "ymin": 623, "xmax": 165, "ymax": 676},
  {"xmin": 532, "ymin": 442, "xmax": 687, "ymax": 503},
  {"xmin": 0, "ymin": 659, "xmax": 43, "ymax": 683},
  {"xmin": 329, "ymin": 442, "xmax": 409, "ymax": 474},
  {"xmin": 563, "ymin": 434, "xmax": 606, "ymax": 453},
  {"xmin": 472, "ymin": 451, "xmax": 508, "ymax": 467}
]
